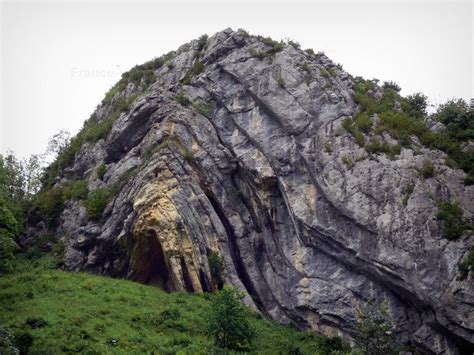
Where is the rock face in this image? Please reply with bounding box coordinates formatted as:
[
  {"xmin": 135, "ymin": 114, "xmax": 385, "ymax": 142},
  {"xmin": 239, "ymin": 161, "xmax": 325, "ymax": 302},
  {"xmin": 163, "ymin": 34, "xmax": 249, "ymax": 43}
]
[{"xmin": 50, "ymin": 29, "xmax": 473, "ymax": 353}]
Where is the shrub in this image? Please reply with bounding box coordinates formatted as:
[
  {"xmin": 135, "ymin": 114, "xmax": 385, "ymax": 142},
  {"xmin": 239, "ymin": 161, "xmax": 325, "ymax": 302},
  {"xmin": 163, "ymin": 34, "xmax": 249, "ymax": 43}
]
[
  {"xmin": 84, "ymin": 188, "xmax": 112, "ymax": 221},
  {"xmin": 324, "ymin": 142, "xmax": 333, "ymax": 154},
  {"xmin": 382, "ymin": 81, "xmax": 401, "ymax": 92},
  {"xmin": 341, "ymin": 117, "xmax": 353, "ymax": 132},
  {"xmin": 97, "ymin": 164, "xmax": 106, "ymax": 180},
  {"xmin": 0, "ymin": 327, "xmax": 19, "ymax": 354},
  {"xmin": 197, "ymin": 34, "xmax": 208, "ymax": 52},
  {"xmin": 248, "ymin": 48, "xmax": 270, "ymax": 60},
  {"xmin": 459, "ymin": 247, "xmax": 474, "ymax": 280},
  {"xmin": 287, "ymin": 40, "xmax": 300, "ymax": 49},
  {"xmin": 174, "ymin": 94, "xmax": 191, "ymax": 107},
  {"xmin": 305, "ymin": 48, "xmax": 315, "ymax": 55},
  {"xmin": 436, "ymin": 201, "xmax": 472, "ymax": 240},
  {"xmin": 143, "ymin": 141, "xmax": 170, "ymax": 161},
  {"xmin": 354, "ymin": 113, "xmax": 372, "ymax": 133},
  {"xmin": 417, "ymin": 160, "xmax": 435, "ymax": 179},
  {"xmin": 354, "ymin": 300, "xmax": 399, "ymax": 355},
  {"xmin": 182, "ymin": 150, "xmax": 194, "ymax": 162},
  {"xmin": 68, "ymin": 180, "xmax": 89, "ymax": 201},
  {"xmin": 33, "ymin": 180, "xmax": 89, "ymax": 226},
  {"xmin": 33, "ymin": 187, "xmax": 66, "ymax": 227},
  {"xmin": 182, "ymin": 60, "xmax": 205, "ymax": 84},
  {"xmin": 207, "ymin": 249, "xmax": 224, "ymax": 290},
  {"xmin": 193, "ymin": 100, "xmax": 215, "ymax": 116},
  {"xmin": 301, "ymin": 62, "xmax": 311, "ymax": 75},
  {"xmin": 365, "ymin": 139, "xmax": 391, "ymax": 155},
  {"xmin": 353, "ymin": 131, "xmax": 365, "ymax": 147},
  {"xmin": 404, "ymin": 93, "xmax": 428, "ymax": 117},
  {"xmin": 259, "ymin": 36, "xmax": 284, "ymax": 52},
  {"xmin": 277, "ymin": 73, "xmax": 285, "ymax": 88},
  {"xmin": 402, "ymin": 183, "xmax": 415, "ymax": 206},
  {"xmin": 341, "ymin": 155, "xmax": 354, "ymax": 169},
  {"xmin": 207, "ymin": 286, "xmax": 254, "ymax": 351},
  {"xmin": 0, "ymin": 233, "xmax": 19, "ymax": 274},
  {"xmin": 320, "ymin": 68, "xmax": 331, "ymax": 78}
]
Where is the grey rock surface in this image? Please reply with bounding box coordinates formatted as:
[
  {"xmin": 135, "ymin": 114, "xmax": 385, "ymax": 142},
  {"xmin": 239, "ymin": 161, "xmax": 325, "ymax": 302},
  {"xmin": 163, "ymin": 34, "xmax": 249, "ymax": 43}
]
[{"xmin": 43, "ymin": 29, "xmax": 473, "ymax": 353}]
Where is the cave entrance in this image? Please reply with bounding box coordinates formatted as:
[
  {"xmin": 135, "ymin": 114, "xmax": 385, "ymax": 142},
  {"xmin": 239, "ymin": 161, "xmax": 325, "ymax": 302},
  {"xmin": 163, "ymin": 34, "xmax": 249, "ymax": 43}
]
[{"xmin": 134, "ymin": 230, "xmax": 175, "ymax": 292}]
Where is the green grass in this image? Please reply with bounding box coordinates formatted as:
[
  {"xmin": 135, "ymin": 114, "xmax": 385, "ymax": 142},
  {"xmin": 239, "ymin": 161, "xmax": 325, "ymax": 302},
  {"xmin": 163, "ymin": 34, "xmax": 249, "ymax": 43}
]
[{"xmin": 0, "ymin": 256, "xmax": 349, "ymax": 354}]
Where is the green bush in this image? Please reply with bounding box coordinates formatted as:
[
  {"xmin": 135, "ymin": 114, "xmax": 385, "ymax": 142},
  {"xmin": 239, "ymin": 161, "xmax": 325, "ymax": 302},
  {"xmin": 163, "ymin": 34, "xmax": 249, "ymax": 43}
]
[
  {"xmin": 182, "ymin": 60, "xmax": 205, "ymax": 84},
  {"xmin": 0, "ymin": 233, "xmax": 19, "ymax": 274},
  {"xmin": 324, "ymin": 142, "xmax": 333, "ymax": 154},
  {"xmin": 365, "ymin": 139, "xmax": 391, "ymax": 155},
  {"xmin": 248, "ymin": 48, "xmax": 271, "ymax": 60},
  {"xmin": 84, "ymin": 188, "xmax": 112, "ymax": 221},
  {"xmin": 354, "ymin": 113, "xmax": 373, "ymax": 133},
  {"xmin": 353, "ymin": 131, "xmax": 365, "ymax": 147},
  {"xmin": 33, "ymin": 180, "xmax": 88, "ymax": 226},
  {"xmin": 259, "ymin": 36, "xmax": 284, "ymax": 52},
  {"xmin": 207, "ymin": 286, "xmax": 255, "ymax": 351},
  {"xmin": 0, "ymin": 327, "xmax": 20, "ymax": 354},
  {"xmin": 97, "ymin": 164, "xmax": 106, "ymax": 180},
  {"xmin": 417, "ymin": 160, "xmax": 435, "ymax": 179},
  {"xmin": 436, "ymin": 201, "xmax": 472, "ymax": 240},
  {"xmin": 174, "ymin": 94, "xmax": 191, "ymax": 107},
  {"xmin": 354, "ymin": 300, "xmax": 399, "ymax": 355},
  {"xmin": 341, "ymin": 117, "xmax": 353, "ymax": 132},
  {"xmin": 65, "ymin": 180, "xmax": 89, "ymax": 201},
  {"xmin": 341, "ymin": 155, "xmax": 354, "ymax": 169},
  {"xmin": 193, "ymin": 100, "xmax": 215, "ymax": 116},
  {"xmin": 207, "ymin": 250, "xmax": 224, "ymax": 290},
  {"xmin": 287, "ymin": 40, "xmax": 300, "ymax": 49},
  {"xmin": 402, "ymin": 183, "xmax": 415, "ymax": 206},
  {"xmin": 277, "ymin": 73, "xmax": 285, "ymax": 88},
  {"xmin": 33, "ymin": 187, "xmax": 67, "ymax": 227},
  {"xmin": 459, "ymin": 247, "xmax": 474, "ymax": 280},
  {"xmin": 182, "ymin": 150, "xmax": 194, "ymax": 162},
  {"xmin": 197, "ymin": 34, "xmax": 208, "ymax": 52},
  {"xmin": 404, "ymin": 93, "xmax": 428, "ymax": 117},
  {"xmin": 382, "ymin": 81, "xmax": 401, "ymax": 92}
]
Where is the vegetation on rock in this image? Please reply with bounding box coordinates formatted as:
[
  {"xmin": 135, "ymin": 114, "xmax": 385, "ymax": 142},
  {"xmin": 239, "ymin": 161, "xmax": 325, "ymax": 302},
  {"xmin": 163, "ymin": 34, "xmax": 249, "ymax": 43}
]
[{"xmin": 436, "ymin": 201, "xmax": 472, "ymax": 240}]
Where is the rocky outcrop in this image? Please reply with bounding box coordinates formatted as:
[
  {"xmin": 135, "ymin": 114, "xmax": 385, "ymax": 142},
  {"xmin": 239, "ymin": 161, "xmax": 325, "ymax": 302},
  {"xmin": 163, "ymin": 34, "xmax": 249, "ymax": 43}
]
[{"xmin": 47, "ymin": 29, "xmax": 473, "ymax": 353}]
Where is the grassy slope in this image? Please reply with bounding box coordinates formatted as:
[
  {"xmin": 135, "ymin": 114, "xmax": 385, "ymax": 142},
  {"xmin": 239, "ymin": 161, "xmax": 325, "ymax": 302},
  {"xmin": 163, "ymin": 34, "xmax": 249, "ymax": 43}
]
[{"xmin": 0, "ymin": 256, "xmax": 347, "ymax": 354}]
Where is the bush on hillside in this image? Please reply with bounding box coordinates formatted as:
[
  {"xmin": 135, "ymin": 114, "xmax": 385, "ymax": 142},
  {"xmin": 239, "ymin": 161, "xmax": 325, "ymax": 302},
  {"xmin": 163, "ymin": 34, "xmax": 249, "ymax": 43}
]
[
  {"xmin": 436, "ymin": 201, "xmax": 472, "ymax": 240},
  {"xmin": 84, "ymin": 188, "xmax": 112, "ymax": 221},
  {"xmin": 207, "ymin": 286, "xmax": 255, "ymax": 351}
]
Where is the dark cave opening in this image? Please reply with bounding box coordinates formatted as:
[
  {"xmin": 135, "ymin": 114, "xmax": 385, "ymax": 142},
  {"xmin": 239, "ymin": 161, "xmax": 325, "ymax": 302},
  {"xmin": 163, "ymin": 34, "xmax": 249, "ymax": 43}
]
[{"xmin": 133, "ymin": 230, "xmax": 175, "ymax": 292}]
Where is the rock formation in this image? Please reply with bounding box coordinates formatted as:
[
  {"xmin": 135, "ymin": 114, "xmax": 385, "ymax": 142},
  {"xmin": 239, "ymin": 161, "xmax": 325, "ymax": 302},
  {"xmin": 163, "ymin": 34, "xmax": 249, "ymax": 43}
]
[{"xmin": 33, "ymin": 29, "xmax": 473, "ymax": 353}]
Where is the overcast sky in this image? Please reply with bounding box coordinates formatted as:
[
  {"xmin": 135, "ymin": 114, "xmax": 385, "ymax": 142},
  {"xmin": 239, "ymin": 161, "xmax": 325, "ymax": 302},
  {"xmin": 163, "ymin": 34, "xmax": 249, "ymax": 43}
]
[{"xmin": 1, "ymin": 0, "xmax": 472, "ymax": 158}]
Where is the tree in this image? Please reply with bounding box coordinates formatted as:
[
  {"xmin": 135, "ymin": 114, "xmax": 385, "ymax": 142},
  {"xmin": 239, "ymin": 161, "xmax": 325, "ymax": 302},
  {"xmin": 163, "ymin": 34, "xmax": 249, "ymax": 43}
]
[
  {"xmin": 46, "ymin": 129, "xmax": 71, "ymax": 159},
  {"xmin": 22, "ymin": 154, "xmax": 44, "ymax": 195},
  {"xmin": 405, "ymin": 93, "xmax": 428, "ymax": 117},
  {"xmin": 0, "ymin": 157, "xmax": 22, "ymax": 273},
  {"xmin": 353, "ymin": 300, "xmax": 399, "ymax": 355},
  {"xmin": 207, "ymin": 286, "xmax": 255, "ymax": 351},
  {"xmin": 382, "ymin": 81, "xmax": 401, "ymax": 92}
]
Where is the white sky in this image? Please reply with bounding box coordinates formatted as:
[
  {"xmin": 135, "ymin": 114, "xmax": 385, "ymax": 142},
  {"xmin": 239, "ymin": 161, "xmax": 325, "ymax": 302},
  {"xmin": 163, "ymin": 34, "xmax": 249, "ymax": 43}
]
[{"xmin": 1, "ymin": 0, "xmax": 472, "ymax": 158}]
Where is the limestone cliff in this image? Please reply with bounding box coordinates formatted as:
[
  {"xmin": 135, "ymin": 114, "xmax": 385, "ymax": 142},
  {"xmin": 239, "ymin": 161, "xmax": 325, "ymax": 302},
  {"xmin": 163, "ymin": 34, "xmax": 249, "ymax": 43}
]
[{"xmin": 31, "ymin": 29, "xmax": 473, "ymax": 353}]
